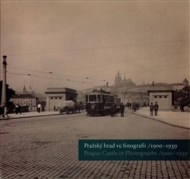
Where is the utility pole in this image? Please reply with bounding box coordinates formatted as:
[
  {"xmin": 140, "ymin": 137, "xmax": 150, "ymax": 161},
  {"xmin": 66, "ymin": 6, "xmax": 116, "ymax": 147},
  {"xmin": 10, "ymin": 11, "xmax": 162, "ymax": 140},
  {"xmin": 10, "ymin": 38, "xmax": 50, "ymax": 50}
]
[{"xmin": 1, "ymin": 55, "xmax": 7, "ymax": 105}]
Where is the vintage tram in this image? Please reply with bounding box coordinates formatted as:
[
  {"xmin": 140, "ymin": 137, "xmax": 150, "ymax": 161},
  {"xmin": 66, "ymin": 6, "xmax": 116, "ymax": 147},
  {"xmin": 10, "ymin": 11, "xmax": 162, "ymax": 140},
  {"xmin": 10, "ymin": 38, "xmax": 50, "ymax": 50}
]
[{"xmin": 85, "ymin": 89, "xmax": 120, "ymax": 116}]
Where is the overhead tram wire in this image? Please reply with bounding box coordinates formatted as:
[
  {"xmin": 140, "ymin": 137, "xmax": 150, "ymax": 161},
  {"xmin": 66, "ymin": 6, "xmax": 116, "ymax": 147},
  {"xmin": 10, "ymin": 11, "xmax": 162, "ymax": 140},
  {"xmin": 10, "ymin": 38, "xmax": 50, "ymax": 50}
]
[
  {"xmin": 69, "ymin": 50, "xmax": 188, "ymax": 71},
  {"xmin": 7, "ymin": 72, "xmax": 80, "ymax": 83},
  {"xmin": 8, "ymin": 65, "xmax": 109, "ymax": 83},
  {"xmin": 7, "ymin": 60, "xmax": 188, "ymax": 88},
  {"xmin": 8, "ymin": 66, "xmax": 51, "ymax": 74},
  {"xmin": 8, "ymin": 59, "xmax": 188, "ymax": 85},
  {"xmin": 8, "ymin": 50, "xmax": 188, "ymax": 78},
  {"xmin": 9, "ymin": 49, "xmax": 185, "ymax": 84},
  {"xmin": 7, "ymin": 44, "xmax": 188, "ymax": 85},
  {"xmin": 7, "ymin": 72, "xmax": 107, "ymax": 85},
  {"xmin": 5, "ymin": 39, "xmax": 188, "ymax": 57}
]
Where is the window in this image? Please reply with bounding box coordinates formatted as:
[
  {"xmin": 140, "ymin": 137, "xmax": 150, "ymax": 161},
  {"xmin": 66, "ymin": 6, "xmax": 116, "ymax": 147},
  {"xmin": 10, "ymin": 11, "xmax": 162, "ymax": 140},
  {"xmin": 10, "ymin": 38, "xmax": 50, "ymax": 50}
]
[
  {"xmin": 50, "ymin": 97, "xmax": 53, "ymax": 99},
  {"xmin": 97, "ymin": 95, "xmax": 101, "ymax": 102},
  {"xmin": 164, "ymin": 95, "xmax": 168, "ymax": 98},
  {"xmin": 59, "ymin": 97, "xmax": 62, "ymax": 99},
  {"xmin": 89, "ymin": 95, "xmax": 96, "ymax": 102},
  {"xmin": 159, "ymin": 96, "xmax": 162, "ymax": 98},
  {"xmin": 154, "ymin": 95, "xmax": 157, "ymax": 98}
]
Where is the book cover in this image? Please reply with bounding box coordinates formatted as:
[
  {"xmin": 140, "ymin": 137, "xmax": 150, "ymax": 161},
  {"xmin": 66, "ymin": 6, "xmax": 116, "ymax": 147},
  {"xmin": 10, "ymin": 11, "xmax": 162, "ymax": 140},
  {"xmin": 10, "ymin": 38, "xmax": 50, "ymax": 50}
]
[{"xmin": 0, "ymin": 0, "xmax": 189, "ymax": 179}]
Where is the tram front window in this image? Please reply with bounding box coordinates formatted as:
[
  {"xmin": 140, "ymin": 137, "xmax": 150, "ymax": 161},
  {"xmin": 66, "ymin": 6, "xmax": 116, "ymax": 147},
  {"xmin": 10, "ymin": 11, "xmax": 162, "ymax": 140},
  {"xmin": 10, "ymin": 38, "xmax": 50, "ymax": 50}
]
[
  {"xmin": 97, "ymin": 95, "xmax": 101, "ymax": 102},
  {"xmin": 89, "ymin": 95, "xmax": 96, "ymax": 102}
]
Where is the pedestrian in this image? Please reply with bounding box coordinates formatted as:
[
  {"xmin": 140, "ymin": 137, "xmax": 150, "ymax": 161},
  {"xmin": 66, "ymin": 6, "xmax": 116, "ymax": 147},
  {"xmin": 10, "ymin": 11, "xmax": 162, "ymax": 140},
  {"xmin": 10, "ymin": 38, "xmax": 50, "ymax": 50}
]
[
  {"xmin": 180, "ymin": 104, "xmax": 185, "ymax": 112},
  {"xmin": 77, "ymin": 103, "xmax": 81, "ymax": 113},
  {"xmin": 132, "ymin": 102, "xmax": 137, "ymax": 112},
  {"xmin": 37, "ymin": 103, "xmax": 42, "ymax": 113},
  {"xmin": 113, "ymin": 103, "xmax": 117, "ymax": 117},
  {"xmin": 110, "ymin": 103, "xmax": 115, "ymax": 117},
  {"xmin": 18, "ymin": 104, "xmax": 21, "ymax": 114},
  {"xmin": 149, "ymin": 102, "xmax": 154, "ymax": 116},
  {"xmin": 15, "ymin": 104, "xmax": 19, "ymax": 114},
  {"xmin": 0, "ymin": 105, "xmax": 5, "ymax": 118},
  {"xmin": 4, "ymin": 104, "xmax": 9, "ymax": 119},
  {"xmin": 120, "ymin": 103, "xmax": 125, "ymax": 117},
  {"xmin": 154, "ymin": 102, "xmax": 159, "ymax": 116}
]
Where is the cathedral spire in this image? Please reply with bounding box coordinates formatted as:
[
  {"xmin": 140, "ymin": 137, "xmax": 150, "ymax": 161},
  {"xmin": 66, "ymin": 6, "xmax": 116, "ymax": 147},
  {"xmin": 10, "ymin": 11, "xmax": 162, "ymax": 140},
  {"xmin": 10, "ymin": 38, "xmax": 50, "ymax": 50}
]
[
  {"xmin": 23, "ymin": 85, "xmax": 27, "ymax": 94},
  {"xmin": 124, "ymin": 74, "xmax": 127, "ymax": 81},
  {"xmin": 28, "ymin": 86, "xmax": 33, "ymax": 94},
  {"xmin": 114, "ymin": 71, "xmax": 136, "ymax": 87},
  {"xmin": 115, "ymin": 70, "xmax": 122, "ymax": 86}
]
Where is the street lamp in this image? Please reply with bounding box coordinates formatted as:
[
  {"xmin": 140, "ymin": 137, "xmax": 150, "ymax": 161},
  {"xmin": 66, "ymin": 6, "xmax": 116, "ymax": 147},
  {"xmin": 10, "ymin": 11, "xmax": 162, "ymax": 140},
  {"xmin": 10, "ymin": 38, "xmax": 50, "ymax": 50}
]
[{"xmin": 1, "ymin": 55, "xmax": 7, "ymax": 105}]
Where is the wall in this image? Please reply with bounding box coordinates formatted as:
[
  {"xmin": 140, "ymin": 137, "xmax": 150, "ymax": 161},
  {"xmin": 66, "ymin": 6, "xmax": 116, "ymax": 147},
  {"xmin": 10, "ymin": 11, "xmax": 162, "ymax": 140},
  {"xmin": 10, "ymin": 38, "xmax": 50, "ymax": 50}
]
[
  {"xmin": 46, "ymin": 94, "xmax": 66, "ymax": 111},
  {"xmin": 12, "ymin": 98, "xmax": 37, "ymax": 111},
  {"xmin": 149, "ymin": 92, "xmax": 172, "ymax": 110}
]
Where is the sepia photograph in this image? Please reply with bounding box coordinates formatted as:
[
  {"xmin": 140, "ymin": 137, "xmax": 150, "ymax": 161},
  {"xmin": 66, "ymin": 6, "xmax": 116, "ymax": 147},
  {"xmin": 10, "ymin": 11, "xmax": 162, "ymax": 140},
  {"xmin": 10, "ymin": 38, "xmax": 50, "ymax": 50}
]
[{"xmin": 0, "ymin": 0, "xmax": 189, "ymax": 178}]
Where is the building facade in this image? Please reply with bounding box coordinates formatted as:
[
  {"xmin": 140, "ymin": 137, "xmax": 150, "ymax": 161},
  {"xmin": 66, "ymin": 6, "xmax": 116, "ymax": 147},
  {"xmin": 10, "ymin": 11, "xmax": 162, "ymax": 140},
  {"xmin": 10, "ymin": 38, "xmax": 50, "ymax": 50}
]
[
  {"xmin": 45, "ymin": 88, "xmax": 77, "ymax": 111},
  {"xmin": 11, "ymin": 94, "xmax": 38, "ymax": 111},
  {"xmin": 148, "ymin": 87, "xmax": 174, "ymax": 110}
]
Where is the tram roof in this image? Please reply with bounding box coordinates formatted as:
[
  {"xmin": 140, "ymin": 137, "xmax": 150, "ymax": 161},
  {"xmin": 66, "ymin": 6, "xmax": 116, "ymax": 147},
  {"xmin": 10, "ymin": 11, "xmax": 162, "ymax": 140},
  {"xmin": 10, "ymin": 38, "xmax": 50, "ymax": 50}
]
[{"xmin": 85, "ymin": 89, "xmax": 112, "ymax": 95}]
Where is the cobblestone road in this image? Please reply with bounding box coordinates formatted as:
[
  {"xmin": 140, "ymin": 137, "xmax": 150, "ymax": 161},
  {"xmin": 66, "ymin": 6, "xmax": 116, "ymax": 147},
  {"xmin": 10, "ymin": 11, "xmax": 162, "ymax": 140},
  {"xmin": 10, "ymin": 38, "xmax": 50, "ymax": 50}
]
[{"xmin": 0, "ymin": 112, "xmax": 189, "ymax": 179}]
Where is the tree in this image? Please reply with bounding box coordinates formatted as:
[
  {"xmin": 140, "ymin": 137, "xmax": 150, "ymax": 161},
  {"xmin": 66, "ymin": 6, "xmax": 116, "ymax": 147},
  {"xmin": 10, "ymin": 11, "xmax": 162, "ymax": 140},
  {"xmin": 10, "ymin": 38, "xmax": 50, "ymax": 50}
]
[
  {"xmin": 0, "ymin": 81, "xmax": 16, "ymax": 105},
  {"xmin": 180, "ymin": 86, "xmax": 190, "ymax": 106},
  {"xmin": 174, "ymin": 86, "xmax": 190, "ymax": 106}
]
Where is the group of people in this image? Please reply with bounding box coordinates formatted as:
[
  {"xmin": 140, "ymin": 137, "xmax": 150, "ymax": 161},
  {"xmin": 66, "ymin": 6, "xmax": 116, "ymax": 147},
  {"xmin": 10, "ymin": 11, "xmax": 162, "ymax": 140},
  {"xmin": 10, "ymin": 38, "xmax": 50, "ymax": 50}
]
[
  {"xmin": 0, "ymin": 103, "xmax": 22, "ymax": 119},
  {"xmin": 149, "ymin": 102, "xmax": 159, "ymax": 116},
  {"xmin": 110, "ymin": 102, "xmax": 125, "ymax": 117},
  {"xmin": 0, "ymin": 103, "xmax": 43, "ymax": 119},
  {"xmin": 74, "ymin": 102, "xmax": 83, "ymax": 113}
]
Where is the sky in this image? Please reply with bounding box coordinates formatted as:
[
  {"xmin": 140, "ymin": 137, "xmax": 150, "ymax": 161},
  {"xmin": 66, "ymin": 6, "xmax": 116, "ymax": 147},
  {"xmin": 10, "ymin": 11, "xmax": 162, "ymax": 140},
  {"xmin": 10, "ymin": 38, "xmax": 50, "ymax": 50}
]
[{"xmin": 0, "ymin": 0, "xmax": 189, "ymax": 93}]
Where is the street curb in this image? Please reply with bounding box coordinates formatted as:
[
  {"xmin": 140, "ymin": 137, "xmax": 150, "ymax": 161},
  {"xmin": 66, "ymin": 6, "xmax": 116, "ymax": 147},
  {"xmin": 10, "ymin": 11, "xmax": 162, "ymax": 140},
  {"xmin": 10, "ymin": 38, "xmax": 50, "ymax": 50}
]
[
  {"xmin": 0, "ymin": 111, "xmax": 86, "ymax": 120},
  {"xmin": 0, "ymin": 113, "xmax": 60, "ymax": 120},
  {"xmin": 133, "ymin": 112, "xmax": 190, "ymax": 130}
]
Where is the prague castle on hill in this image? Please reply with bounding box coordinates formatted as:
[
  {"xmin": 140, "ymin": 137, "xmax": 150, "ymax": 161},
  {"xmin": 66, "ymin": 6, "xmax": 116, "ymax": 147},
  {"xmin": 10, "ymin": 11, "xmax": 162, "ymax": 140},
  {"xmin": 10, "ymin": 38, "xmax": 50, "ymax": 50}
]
[
  {"xmin": 110, "ymin": 71, "xmax": 189, "ymax": 105},
  {"xmin": 114, "ymin": 71, "xmax": 136, "ymax": 88}
]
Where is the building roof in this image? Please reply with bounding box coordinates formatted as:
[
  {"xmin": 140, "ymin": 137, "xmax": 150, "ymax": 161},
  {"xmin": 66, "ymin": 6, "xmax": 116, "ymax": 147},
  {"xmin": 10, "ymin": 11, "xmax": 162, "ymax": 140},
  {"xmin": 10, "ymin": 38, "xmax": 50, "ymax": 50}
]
[
  {"xmin": 147, "ymin": 85, "xmax": 173, "ymax": 93},
  {"xmin": 170, "ymin": 83, "xmax": 184, "ymax": 86},
  {"xmin": 12, "ymin": 94, "xmax": 37, "ymax": 99},
  {"xmin": 45, "ymin": 87, "xmax": 77, "ymax": 94}
]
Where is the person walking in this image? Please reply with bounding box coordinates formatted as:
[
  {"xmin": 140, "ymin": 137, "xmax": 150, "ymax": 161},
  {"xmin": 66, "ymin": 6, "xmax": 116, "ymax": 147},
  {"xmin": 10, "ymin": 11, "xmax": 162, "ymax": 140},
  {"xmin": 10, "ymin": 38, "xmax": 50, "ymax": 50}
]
[
  {"xmin": 0, "ymin": 105, "xmax": 5, "ymax": 118},
  {"xmin": 15, "ymin": 104, "xmax": 19, "ymax": 114},
  {"xmin": 154, "ymin": 102, "xmax": 159, "ymax": 116},
  {"xmin": 15, "ymin": 104, "xmax": 22, "ymax": 114},
  {"xmin": 149, "ymin": 102, "xmax": 154, "ymax": 116},
  {"xmin": 120, "ymin": 103, "xmax": 125, "ymax": 117},
  {"xmin": 132, "ymin": 102, "xmax": 137, "ymax": 112},
  {"xmin": 18, "ymin": 104, "xmax": 22, "ymax": 114},
  {"xmin": 110, "ymin": 103, "xmax": 116, "ymax": 117},
  {"xmin": 4, "ymin": 104, "xmax": 9, "ymax": 119},
  {"xmin": 180, "ymin": 103, "xmax": 185, "ymax": 112},
  {"xmin": 113, "ymin": 103, "xmax": 117, "ymax": 117},
  {"xmin": 37, "ymin": 103, "xmax": 42, "ymax": 113}
]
